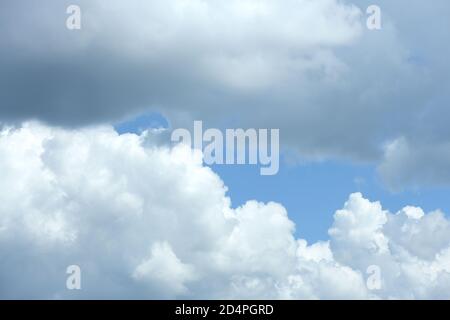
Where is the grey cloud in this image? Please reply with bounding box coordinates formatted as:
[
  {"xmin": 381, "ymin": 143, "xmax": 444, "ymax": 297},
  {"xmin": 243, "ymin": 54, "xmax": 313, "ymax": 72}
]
[{"xmin": 1, "ymin": 1, "xmax": 450, "ymax": 186}]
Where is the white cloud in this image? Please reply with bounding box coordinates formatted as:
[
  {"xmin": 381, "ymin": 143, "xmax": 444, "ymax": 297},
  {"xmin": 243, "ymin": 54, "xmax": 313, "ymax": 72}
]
[
  {"xmin": 1, "ymin": 123, "xmax": 450, "ymax": 299},
  {"xmin": 133, "ymin": 242, "xmax": 196, "ymax": 296}
]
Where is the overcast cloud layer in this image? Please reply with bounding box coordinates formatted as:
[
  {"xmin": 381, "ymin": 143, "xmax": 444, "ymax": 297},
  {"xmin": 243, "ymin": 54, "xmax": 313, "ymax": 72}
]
[
  {"xmin": 1, "ymin": 123, "xmax": 450, "ymax": 299},
  {"xmin": 1, "ymin": 1, "xmax": 450, "ymax": 189}
]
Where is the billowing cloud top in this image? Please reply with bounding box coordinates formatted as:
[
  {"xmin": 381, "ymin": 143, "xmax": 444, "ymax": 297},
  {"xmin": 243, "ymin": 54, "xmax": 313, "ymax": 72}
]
[{"xmin": 1, "ymin": 123, "xmax": 450, "ymax": 299}]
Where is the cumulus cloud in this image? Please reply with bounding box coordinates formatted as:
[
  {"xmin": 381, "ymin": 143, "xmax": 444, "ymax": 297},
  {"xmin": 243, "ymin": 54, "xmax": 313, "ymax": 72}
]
[
  {"xmin": 0, "ymin": 0, "xmax": 362, "ymax": 124},
  {"xmin": 2, "ymin": 1, "xmax": 450, "ymax": 189},
  {"xmin": 1, "ymin": 123, "xmax": 450, "ymax": 299},
  {"xmin": 2, "ymin": 0, "xmax": 448, "ymax": 166}
]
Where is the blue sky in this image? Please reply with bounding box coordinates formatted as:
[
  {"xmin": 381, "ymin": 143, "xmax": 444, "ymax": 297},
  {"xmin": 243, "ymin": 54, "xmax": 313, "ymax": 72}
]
[
  {"xmin": 215, "ymin": 162, "xmax": 450, "ymax": 242},
  {"xmin": 115, "ymin": 112, "xmax": 450, "ymax": 242}
]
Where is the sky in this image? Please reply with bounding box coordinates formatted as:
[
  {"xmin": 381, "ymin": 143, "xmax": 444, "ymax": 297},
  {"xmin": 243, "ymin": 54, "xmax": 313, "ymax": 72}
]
[
  {"xmin": 115, "ymin": 112, "xmax": 450, "ymax": 242},
  {"xmin": 1, "ymin": 0, "xmax": 450, "ymax": 299}
]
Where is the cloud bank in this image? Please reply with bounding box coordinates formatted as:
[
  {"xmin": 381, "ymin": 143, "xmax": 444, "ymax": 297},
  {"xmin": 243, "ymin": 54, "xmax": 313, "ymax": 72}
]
[
  {"xmin": 1, "ymin": 123, "xmax": 450, "ymax": 299},
  {"xmin": 0, "ymin": 0, "xmax": 362, "ymax": 125},
  {"xmin": 2, "ymin": 0, "xmax": 450, "ymax": 190}
]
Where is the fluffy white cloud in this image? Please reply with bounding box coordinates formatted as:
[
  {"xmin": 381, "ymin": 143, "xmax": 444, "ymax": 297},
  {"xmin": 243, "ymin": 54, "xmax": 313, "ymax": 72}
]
[
  {"xmin": 132, "ymin": 242, "xmax": 196, "ymax": 296},
  {"xmin": 1, "ymin": 123, "xmax": 450, "ymax": 299},
  {"xmin": 329, "ymin": 193, "xmax": 450, "ymax": 299}
]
